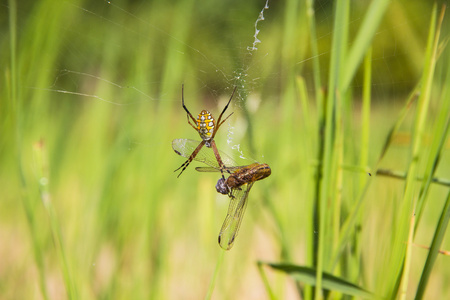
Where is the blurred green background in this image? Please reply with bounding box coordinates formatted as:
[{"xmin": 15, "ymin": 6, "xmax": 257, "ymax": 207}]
[{"xmin": 2, "ymin": 0, "xmax": 450, "ymax": 299}]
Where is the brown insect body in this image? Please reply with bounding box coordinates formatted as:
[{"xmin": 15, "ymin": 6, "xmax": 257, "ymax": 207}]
[{"xmin": 216, "ymin": 163, "xmax": 271, "ymax": 195}]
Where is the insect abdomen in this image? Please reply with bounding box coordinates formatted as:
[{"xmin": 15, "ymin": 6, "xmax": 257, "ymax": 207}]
[{"xmin": 226, "ymin": 163, "xmax": 271, "ymax": 188}]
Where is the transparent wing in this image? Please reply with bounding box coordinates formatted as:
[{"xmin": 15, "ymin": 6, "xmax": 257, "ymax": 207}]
[
  {"xmin": 195, "ymin": 166, "xmax": 243, "ymax": 173},
  {"xmin": 218, "ymin": 182, "xmax": 254, "ymax": 250},
  {"xmin": 172, "ymin": 138, "xmax": 237, "ymax": 168}
]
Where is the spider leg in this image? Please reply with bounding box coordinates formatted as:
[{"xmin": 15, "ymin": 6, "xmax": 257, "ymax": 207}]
[
  {"xmin": 174, "ymin": 140, "xmax": 206, "ymax": 178},
  {"xmin": 213, "ymin": 112, "xmax": 234, "ymax": 138},
  {"xmin": 210, "ymin": 140, "xmax": 231, "ymax": 180},
  {"xmin": 181, "ymin": 84, "xmax": 198, "ymax": 126},
  {"xmin": 186, "ymin": 114, "xmax": 198, "ymax": 131},
  {"xmin": 215, "ymin": 86, "xmax": 237, "ymax": 126}
]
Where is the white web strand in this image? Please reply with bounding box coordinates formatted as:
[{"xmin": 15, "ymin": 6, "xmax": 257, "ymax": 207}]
[
  {"xmin": 230, "ymin": 0, "xmax": 270, "ymax": 92},
  {"xmin": 247, "ymin": 0, "xmax": 270, "ymax": 53},
  {"xmin": 231, "ymin": 144, "xmax": 248, "ymax": 161},
  {"xmin": 30, "ymin": 69, "xmax": 157, "ymax": 106},
  {"xmin": 226, "ymin": 122, "xmax": 235, "ymax": 146},
  {"xmin": 224, "ymin": 0, "xmax": 270, "ymax": 163}
]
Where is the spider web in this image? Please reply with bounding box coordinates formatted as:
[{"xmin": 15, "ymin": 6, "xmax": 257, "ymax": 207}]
[
  {"xmin": 31, "ymin": 0, "xmax": 433, "ymax": 158},
  {"xmin": 47, "ymin": 0, "xmax": 272, "ymax": 102}
]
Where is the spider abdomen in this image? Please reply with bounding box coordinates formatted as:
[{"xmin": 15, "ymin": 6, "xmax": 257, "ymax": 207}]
[{"xmin": 197, "ymin": 110, "xmax": 215, "ymax": 142}]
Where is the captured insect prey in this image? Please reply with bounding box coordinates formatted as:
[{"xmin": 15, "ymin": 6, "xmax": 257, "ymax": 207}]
[
  {"xmin": 214, "ymin": 163, "xmax": 271, "ymax": 195},
  {"xmin": 204, "ymin": 163, "xmax": 271, "ymax": 250},
  {"xmin": 173, "ymin": 138, "xmax": 271, "ymax": 250},
  {"xmin": 174, "ymin": 85, "xmax": 237, "ymax": 179}
]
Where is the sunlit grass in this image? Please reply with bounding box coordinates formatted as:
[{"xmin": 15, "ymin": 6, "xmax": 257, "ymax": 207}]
[{"xmin": 2, "ymin": 0, "xmax": 450, "ymax": 299}]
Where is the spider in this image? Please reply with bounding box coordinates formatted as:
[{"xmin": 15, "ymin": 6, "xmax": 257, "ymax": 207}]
[{"xmin": 174, "ymin": 85, "xmax": 237, "ymax": 178}]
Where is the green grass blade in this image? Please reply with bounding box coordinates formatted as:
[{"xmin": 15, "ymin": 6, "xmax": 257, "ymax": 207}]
[
  {"xmin": 307, "ymin": 0, "xmax": 326, "ymax": 276},
  {"xmin": 305, "ymin": 0, "xmax": 323, "ymax": 96},
  {"xmin": 375, "ymin": 169, "xmax": 450, "ymax": 188},
  {"xmin": 341, "ymin": 0, "xmax": 390, "ymax": 90},
  {"xmin": 400, "ymin": 206, "xmax": 417, "ymax": 300},
  {"xmin": 316, "ymin": 0, "xmax": 349, "ymax": 297},
  {"xmin": 265, "ymin": 263, "xmax": 375, "ymax": 299},
  {"xmin": 414, "ymin": 109, "xmax": 450, "ymax": 228},
  {"xmin": 415, "ymin": 190, "xmax": 450, "ymax": 300},
  {"xmin": 397, "ymin": 4, "xmax": 441, "ymax": 299},
  {"xmin": 8, "ymin": 0, "xmax": 50, "ymax": 299},
  {"xmin": 330, "ymin": 77, "xmax": 417, "ymax": 272},
  {"xmin": 204, "ymin": 250, "xmax": 225, "ymax": 300},
  {"xmin": 33, "ymin": 141, "xmax": 77, "ymax": 300},
  {"xmin": 413, "ymin": 5, "xmax": 449, "ymax": 231},
  {"xmin": 359, "ymin": 48, "xmax": 372, "ymax": 189},
  {"xmin": 257, "ymin": 261, "xmax": 278, "ymax": 300}
]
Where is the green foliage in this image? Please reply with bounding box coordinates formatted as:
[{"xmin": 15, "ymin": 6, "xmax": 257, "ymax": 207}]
[
  {"xmin": 2, "ymin": 0, "xmax": 449, "ymax": 299},
  {"xmin": 262, "ymin": 262, "xmax": 374, "ymax": 298}
]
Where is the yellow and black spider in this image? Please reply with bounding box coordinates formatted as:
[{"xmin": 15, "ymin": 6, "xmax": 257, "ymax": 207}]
[{"xmin": 174, "ymin": 85, "xmax": 236, "ymax": 179}]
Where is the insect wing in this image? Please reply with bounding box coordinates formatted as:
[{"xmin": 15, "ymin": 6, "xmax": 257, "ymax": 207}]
[
  {"xmin": 218, "ymin": 182, "xmax": 254, "ymax": 250},
  {"xmin": 195, "ymin": 166, "xmax": 243, "ymax": 173},
  {"xmin": 172, "ymin": 139, "xmax": 237, "ymax": 168},
  {"xmin": 196, "ymin": 159, "xmax": 264, "ymax": 174}
]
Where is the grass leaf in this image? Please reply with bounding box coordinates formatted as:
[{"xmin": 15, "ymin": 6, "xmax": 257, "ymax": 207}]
[{"xmin": 264, "ymin": 262, "xmax": 375, "ymax": 299}]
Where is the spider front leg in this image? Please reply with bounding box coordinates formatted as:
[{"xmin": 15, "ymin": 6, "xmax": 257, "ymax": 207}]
[
  {"xmin": 181, "ymin": 84, "xmax": 198, "ymax": 130},
  {"xmin": 174, "ymin": 140, "xmax": 206, "ymax": 178},
  {"xmin": 185, "ymin": 113, "xmax": 198, "ymax": 131},
  {"xmin": 215, "ymin": 86, "xmax": 237, "ymax": 125},
  {"xmin": 212, "ymin": 86, "xmax": 236, "ymax": 138}
]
